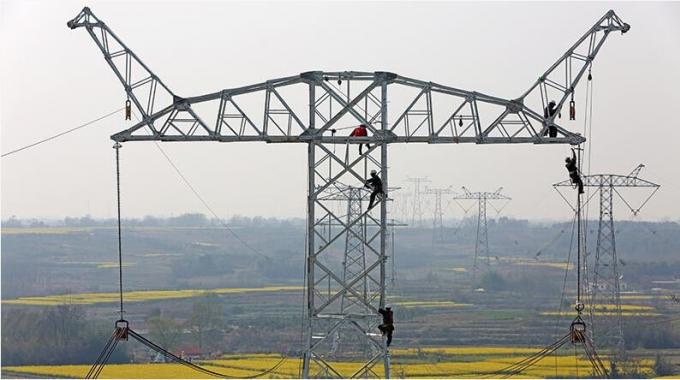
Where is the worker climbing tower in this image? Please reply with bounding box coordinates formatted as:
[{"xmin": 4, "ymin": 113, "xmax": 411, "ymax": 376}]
[
  {"xmin": 452, "ymin": 187, "xmax": 511, "ymax": 276},
  {"xmin": 68, "ymin": 6, "xmax": 629, "ymax": 378},
  {"xmin": 424, "ymin": 186, "xmax": 455, "ymax": 243},
  {"xmin": 554, "ymin": 164, "xmax": 659, "ymax": 356}
]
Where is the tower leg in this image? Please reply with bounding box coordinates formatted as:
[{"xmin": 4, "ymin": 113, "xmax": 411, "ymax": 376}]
[{"xmin": 301, "ymin": 74, "xmax": 390, "ymax": 378}]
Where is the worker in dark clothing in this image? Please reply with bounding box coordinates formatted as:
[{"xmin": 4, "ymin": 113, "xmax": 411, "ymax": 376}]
[
  {"xmin": 350, "ymin": 124, "xmax": 371, "ymax": 154},
  {"xmin": 378, "ymin": 305, "xmax": 394, "ymax": 347},
  {"xmin": 365, "ymin": 170, "xmax": 384, "ymax": 210},
  {"xmin": 543, "ymin": 100, "xmax": 559, "ymax": 138},
  {"xmin": 565, "ymin": 150, "xmax": 584, "ymax": 194}
]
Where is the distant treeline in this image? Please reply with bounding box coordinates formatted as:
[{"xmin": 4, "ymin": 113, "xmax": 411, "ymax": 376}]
[
  {"xmin": 3, "ymin": 213, "xmax": 677, "ymax": 228},
  {"xmin": 1, "ymin": 305, "xmax": 129, "ymax": 366},
  {"xmin": 1, "ymin": 213, "xmax": 305, "ymax": 228}
]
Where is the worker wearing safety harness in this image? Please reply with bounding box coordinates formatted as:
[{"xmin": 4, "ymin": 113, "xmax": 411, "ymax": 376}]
[
  {"xmin": 543, "ymin": 100, "xmax": 559, "ymax": 138},
  {"xmin": 365, "ymin": 170, "xmax": 384, "ymax": 210},
  {"xmin": 378, "ymin": 305, "xmax": 394, "ymax": 347},
  {"xmin": 349, "ymin": 124, "xmax": 371, "ymax": 154},
  {"xmin": 565, "ymin": 150, "xmax": 584, "ymax": 194}
]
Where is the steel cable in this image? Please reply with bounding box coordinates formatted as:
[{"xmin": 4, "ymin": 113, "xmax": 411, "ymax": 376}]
[{"xmin": 1, "ymin": 108, "xmax": 124, "ymax": 158}]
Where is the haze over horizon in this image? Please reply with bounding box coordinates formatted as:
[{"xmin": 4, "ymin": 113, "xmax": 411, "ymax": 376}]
[{"xmin": 2, "ymin": 1, "xmax": 679, "ymax": 222}]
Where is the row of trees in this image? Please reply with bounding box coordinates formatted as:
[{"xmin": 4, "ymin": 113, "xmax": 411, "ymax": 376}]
[
  {"xmin": 1, "ymin": 295, "xmax": 232, "ymax": 366},
  {"xmin": 1, "ymin": 214, "xmax": 304, "ymax": 228},
  {"xmin": 1, "ymin": 305, "xmax": 129, "ymax": 366},
  {"xmin": 146, "ymin": 295, "xmax": 228, "ymax": 354}
]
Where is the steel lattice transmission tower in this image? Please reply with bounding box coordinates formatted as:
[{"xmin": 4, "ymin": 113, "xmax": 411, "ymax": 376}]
[
  {"xmin": 406, "ymin": 177, "xmax": 430, "ymax": 228},
  {"xmin": 424, "ymin": 186, "xmax": 455, "ymax": 243},
  {"xmin": 452, "ymin": 187, "xmax": 511, "ymax": 275},
  {"xmin": 68, "ymin": 6, "xmax": 628, "ymax": 378},
  {"xmin": 554, "ymin": 164, "xmax": 659, "ymax": 355}
]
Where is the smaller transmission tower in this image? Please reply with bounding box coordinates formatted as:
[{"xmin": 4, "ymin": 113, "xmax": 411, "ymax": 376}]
[
  {"xmin": 452, "ymin": 187, "xmax": 511, "ymax": 276},
  {"xmin": 405, "ymin": 177, "xmax": 430, "ymax": 227},
  {"xmin": 424, "ymin": 186, "xmax": 455, "ymax": 243},
  {"xmin": 554, "ymin": 164, "xmax": 659, "ymax": 356}
]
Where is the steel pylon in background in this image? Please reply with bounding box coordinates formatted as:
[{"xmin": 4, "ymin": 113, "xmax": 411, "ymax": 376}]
[
  {"xmin": 554, "ymin": 164, "xmax": 660, "ymax": 357},
  {"xmin": 405, "ymin": 177, "xmax": 430, "ymax": 228},
  {"xmin": 452, "ymin": 187, "xmax": 511, "ymax": 277},
  {"xmin": 424, "ymin": 186, "xmax": 455, "ymax": 243}
]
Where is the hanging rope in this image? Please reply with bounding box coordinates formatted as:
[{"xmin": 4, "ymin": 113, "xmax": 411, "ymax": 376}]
[
  {"xmin": 86, "ymin": 324, "xmax": 288, "ymax": 379},
  {"xmin": 114, "ymin": 142, "xmax": 125, "ymax": 321},
  {"xmin": 127, "ymin": 328, "xmax": 288, "ymax": 379},
  {"xmin": 86, "ymin": 322, "xmax": 128, "ymax": 379},
  {"xmin": 1, "ymin": 107, "xmax": 124, "ymax": 158},
  {"xmin": 298, "ymin": 192, "xmax": 311, "ymax": 378},
  {"xmin": 484, "ymin": 333, "xmax": 571, "ymax": 378}
]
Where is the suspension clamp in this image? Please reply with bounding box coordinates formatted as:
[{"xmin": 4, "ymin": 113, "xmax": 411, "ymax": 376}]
[{"xmin": 115, "ymin": 319, "xmax": 129, "ymax": 341}]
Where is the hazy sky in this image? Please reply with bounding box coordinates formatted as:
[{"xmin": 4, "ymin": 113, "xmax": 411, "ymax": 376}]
[{"xmin": 2, "ymin": 1, "xmax": 679, "ymax": 222}]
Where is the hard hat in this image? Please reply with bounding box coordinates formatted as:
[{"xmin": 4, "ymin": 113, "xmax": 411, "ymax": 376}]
[
  {"xmin": 565, "ymin": 157, "xmax": 570, "ymax": 162},
  {"xmin": 549, "ymin": 100, "xmax": 556, "ymax": 105},
  {"xmin": 370, "ymin": 170, "xmax": 377, "ymax": 175},
  {"xmin": 385, "ymin": 304, "xmax": 392, "ymax": 309}
]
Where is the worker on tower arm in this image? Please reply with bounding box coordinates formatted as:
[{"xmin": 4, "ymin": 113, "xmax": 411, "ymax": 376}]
[
  {"xmin": 543, "ymin": 100, "xmax": 559, "ymax": 138},
  {"xmin": 565, "ymin": 150, "xmax": 584, "ymax": 194},
  {"xmin": 350, "ymin": 124, "xmax": 371, "ymax": 154},
  {"xmin": 378, "ymin": 305, "xmax": 394, "ymax": 347},
  {"xmin": 365, "ymin": 170, "xmax": 385, "ymax": 210}
]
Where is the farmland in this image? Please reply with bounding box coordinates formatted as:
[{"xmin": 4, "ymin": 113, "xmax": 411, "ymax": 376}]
[
  {"xmin": 2, "ymin": 286, "xmax": 302, "ymax": 306},
  {"xmin": 2, "ymin": 219, "xmax": 680, "ymax": 377},
  {"xmin": 2, "ymin": 348, "xmax": 667, "ymax": 378}
]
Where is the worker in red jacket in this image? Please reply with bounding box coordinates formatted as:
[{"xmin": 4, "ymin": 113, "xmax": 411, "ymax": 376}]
[{"xmin": 349, "ymin": 124, "xmax": 371, "ymax": 154}]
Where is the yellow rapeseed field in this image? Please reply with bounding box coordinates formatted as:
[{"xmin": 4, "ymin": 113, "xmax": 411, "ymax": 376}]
[
  {"xmin": 541, "ymin": 311, "xmax": 661, "ymax": 317},
  {"xmin": 500, "ymin": 257, "xmax": 573, "ymax": 270},
  {"xmin": 0, "ymin": 226, "xmax": 95, "ymax": 235},
  {"xmin": 4, "ymin": 346, "xmax": 656, "ymax": 379},
  {"xmin": 2, "ymin": 286, "xmax": 302, "ymax": 306},
  {"xmin": 394, "ymin": 301, "xmax": 473, "ymax": 308}
]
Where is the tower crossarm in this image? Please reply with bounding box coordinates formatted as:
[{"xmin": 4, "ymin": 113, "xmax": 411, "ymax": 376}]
[
  {"xmin": 453, "ymin": 187, "xmax": 512, "ymax": 201},
  {"xmin": 67, "ymin": 7, "xmax": 178, "ymax": 136},
  {"xmin": 553, "ymin": 174, "xmax": 660, "ymax": 188},
  {"xmin": 68, "ymin": 8, "xmax": 628, "ymax": 146},
  {"xmin": 519, "ymin": 10, "xmax": 629, "ymax": 136}
]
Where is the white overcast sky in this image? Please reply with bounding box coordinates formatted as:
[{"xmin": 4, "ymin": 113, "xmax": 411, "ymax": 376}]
[{"xmin": 1, "ymin": 1, "xmax": 679, "ymax": 222}]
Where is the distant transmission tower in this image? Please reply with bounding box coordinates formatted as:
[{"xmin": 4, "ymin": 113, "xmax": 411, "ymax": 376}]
[
  {"xmin": 323, "ymin": 184, "xmax": 402, "ymax": 361},
  {"xmin": 406, "ymin": 177, "xmax": 430, "ymax": 227},
  {"xmin": 340, "ymin": 187, "xmax": 369, "ymax": 314},
  {"xmin": 554, "ymin": 164, "xmax": 659, "ymax": 356},
  {"xmin": 452, "ymin": 187, "xmax": 511, "ymax": 277},
  {"xmin": 424, "ymin": 186, "xmax": 455, "ymax": 243}
]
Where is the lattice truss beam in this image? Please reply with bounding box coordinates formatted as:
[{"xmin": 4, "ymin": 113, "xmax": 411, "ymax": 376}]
[{"xmin": 68, "ymin": 8, "xmax": 628, "ymax": 146}]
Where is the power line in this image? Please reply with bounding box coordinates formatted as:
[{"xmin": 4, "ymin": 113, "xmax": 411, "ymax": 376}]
[
  {"xmin": 128, "ymin": 111, "xmax": 269, "ymax": 259},
  {"xmin": 1, "ymin": 108, "xmax": 124, "ymax": 158},
  {"xmin": 152, "ymin": 142, "xmax": 269, "ymax": 259}
]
